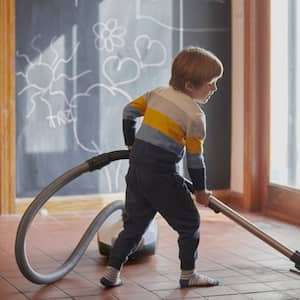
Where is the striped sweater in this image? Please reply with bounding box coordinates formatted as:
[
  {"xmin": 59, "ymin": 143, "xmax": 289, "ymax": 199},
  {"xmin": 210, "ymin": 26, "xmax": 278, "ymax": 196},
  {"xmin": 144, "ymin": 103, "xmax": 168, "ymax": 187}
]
[{"xmin": 123, "ymin": 86, "xmax": 207, "ymax": 190}]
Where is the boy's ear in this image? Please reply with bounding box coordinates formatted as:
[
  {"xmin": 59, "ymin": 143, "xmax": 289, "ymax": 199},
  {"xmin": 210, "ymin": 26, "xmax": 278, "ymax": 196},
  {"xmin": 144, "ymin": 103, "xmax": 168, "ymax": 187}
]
[{"xmin": 184, "ymin": 81, "xmax": 194, "ymax": 92}]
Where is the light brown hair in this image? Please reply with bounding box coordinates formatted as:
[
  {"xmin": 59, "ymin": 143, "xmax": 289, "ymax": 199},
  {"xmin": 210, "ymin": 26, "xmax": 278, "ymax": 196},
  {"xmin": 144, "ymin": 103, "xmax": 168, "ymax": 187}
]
[{"xmin": 169, "ymin": 47, "xmax": 223, "ymax": 91}]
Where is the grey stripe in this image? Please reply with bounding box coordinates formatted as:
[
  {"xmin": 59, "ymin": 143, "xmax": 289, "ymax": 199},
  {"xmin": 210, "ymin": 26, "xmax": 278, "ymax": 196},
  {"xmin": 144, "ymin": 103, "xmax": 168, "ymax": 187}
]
[
  {"xmin": 123, "ymin": 104, "xmax": 142, "ymax": 120},
  {"xmin": 186, "ymin": 153, "xmax": 205, "ymax": 169},
  {"xmin": 136, "ymin": 124, "xmax": 184, "ymax": 155}
]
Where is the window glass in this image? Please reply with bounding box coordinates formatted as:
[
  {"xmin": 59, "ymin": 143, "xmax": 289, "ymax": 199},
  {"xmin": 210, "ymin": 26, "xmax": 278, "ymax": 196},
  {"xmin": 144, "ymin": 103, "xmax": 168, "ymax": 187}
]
[{"xmin": 270, "ymin": 0, "xmax": 300, "ymax": 189}]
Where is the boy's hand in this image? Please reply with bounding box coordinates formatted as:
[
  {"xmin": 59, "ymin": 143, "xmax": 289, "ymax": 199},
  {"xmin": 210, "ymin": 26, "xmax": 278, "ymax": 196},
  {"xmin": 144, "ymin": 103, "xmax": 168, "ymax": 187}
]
[
  {"xmin": 128, "ymin": 146, "xmax": 133, "ymax": 150},
  {"xmin": 195, "ymin": 190, "xmax": 212, "ymax": 206}
]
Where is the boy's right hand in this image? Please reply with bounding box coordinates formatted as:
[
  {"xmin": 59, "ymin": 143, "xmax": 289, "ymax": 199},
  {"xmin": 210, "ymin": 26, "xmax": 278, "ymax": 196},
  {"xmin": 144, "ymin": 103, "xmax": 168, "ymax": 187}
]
[{"xmin": 195, "ymin": 190, "xmax": 212, "ymax": 206}]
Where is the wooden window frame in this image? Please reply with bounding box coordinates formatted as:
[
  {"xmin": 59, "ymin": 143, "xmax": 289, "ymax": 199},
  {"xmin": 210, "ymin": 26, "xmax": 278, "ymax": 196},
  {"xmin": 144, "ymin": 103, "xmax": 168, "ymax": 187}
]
[
  {"xmin": 244, "ymin": 0, "xmax": 300, "ymax": 224},
  {"xmin": 243, "ymin": 0, "xmax": 270, "ymax": 212}
]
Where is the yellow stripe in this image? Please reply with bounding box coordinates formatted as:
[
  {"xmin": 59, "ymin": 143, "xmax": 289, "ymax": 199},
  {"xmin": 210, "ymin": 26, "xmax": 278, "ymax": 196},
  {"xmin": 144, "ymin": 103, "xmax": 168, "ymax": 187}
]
[
  {"xmin": 143, "ymin": 108, "xmax": 185, "ymax": 145},
  {"xmin": 130, "ymin": 96, "xmax": 147, "ymax": 115},
  {"xmin": 186, "ymin": 137, "xmax": 204, "ymax": 154}
]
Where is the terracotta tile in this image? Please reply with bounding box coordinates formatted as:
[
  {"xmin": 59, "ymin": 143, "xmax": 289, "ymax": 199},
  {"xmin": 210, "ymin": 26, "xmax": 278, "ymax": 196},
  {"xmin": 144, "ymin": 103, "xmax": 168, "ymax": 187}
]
[
  {"xmin": 264, "ymin": 279, "xmax": 300, "ymax": 291},
  {"xmin": 62, "ymin": 286, "xmax": 113, "ymax": 297},
  {"xmin": 229, "ymin": 283, "xmax": 273, "ymax": 294},
  {"xmin": 110, "ymin": 282, "xmax": 148, "ymax": 295},
  {"xmin": 53, "ymin": 272, "xmax": 96, "ymax": 289},
  {"xmin": 219, "ymin": 275, "xmax": 257, "ymax": 285},
  {"xmin": 0, "ymin": 278, "xmax": 20, "ymax": 296},
  {"xmin": 5, "ymin": 276, "xmax": 45, "ymax": 293},
  {"xmin": 248, "ymin": 272, "xmax": 292, "ymax": 283},
  {"xmin": 206, "ymin": 296, "xmax": 250, "ymax": 300},
  {"xmin": 285, "ymin": 289, "xmax": 300, "ymax": 297},
  {"xmin": 73, "ymin": 295, "xmax": 119, "ymax": 300},
  {"xmin": 195, "ymin": 285, "xmax": 238, "ymax": 297},
  {"xmin": 139, "ymin": 280, "xmax": 179, "ymax": 291},
  {"xmin": 131, "ymin": 274, "xmax": 170, "ymax": 284},
  {"xmin": 200, "ymin": 269, "xmax": 242, "ymax": 279},
  {"xmin": 0, "ymin": 295, "xmax": 29, "ymax": 300},
  {"xmin": 153, "ymin": 288, "xmax": 203, "ymax": 299},
  {"xmin": 113, "ymin": 291, "xmax": 161, "ymax": 300},
  {"xmin": 24, "ymin": 285, "xmax": 69, "ymax": 299},
  {"xmin": 244, "ymin": 291, "xmax": 293, "ymax": 299}
]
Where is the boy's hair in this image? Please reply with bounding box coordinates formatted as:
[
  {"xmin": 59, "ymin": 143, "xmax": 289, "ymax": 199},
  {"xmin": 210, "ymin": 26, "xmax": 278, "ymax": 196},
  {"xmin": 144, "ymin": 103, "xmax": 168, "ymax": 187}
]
[{"xmin": 169, "ymin": 47, "xmax": 223, "ymax": 91}]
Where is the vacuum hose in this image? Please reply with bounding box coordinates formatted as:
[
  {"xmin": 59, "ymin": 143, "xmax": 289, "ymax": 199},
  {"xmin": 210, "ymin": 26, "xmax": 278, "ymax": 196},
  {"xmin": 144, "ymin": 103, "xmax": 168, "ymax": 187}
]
[{"xmin": 15, "ymin": 150, "xmax": 130, "ymax": 284}]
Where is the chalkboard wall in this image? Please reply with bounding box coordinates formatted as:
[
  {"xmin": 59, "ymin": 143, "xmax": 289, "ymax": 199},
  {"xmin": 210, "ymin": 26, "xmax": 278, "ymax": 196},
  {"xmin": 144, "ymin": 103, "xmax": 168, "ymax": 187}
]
[{"xmin": 16, "ymin": 0, "xmax": 231, "ymax": 197}]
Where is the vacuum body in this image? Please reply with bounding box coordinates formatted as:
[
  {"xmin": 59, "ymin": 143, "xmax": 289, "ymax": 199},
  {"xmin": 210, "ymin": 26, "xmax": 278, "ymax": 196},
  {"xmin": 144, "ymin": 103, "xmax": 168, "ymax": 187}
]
[{"xmin": 97, "ymin": 208, "xmax": 158, "ymax": 258}]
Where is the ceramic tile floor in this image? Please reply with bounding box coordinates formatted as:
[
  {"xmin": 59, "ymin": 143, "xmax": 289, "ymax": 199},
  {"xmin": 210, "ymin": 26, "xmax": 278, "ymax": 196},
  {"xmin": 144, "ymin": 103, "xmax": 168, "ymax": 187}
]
[{"xmin": 1, "ymin": 204, "xmax": 300, "ymax": 299}]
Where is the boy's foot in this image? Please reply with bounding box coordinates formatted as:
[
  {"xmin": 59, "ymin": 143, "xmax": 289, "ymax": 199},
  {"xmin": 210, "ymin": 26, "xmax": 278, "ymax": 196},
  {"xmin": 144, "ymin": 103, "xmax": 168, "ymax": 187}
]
[
  {"xmin": 100, "ymin": 266, "xmax": 123, "ymax": 288},
  {"xmin": 100, "ymin": 276, "xmax": 123, "ymax": 288},
  {"xmin": 180, "ymin": 271, "xmax": 219, "ymax": 288}
]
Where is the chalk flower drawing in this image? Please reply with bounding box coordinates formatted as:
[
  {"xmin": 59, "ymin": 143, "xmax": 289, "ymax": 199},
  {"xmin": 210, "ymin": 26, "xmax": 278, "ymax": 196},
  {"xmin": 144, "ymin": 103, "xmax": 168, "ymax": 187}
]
[
  {"xmin": 93, "ymin": 18, "xmax": 126, "ymax": 52},
  {"xmin": 16, "ymin": 35, "xmax": 90, "ymax": 128}
]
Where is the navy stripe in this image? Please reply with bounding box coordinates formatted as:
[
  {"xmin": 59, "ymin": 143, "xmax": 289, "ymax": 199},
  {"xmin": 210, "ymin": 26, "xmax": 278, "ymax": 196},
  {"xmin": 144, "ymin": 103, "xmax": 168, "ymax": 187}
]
[
  {"xmin": 123, "ymin": 119, "xmax": 136, "ymax": 146},
  {"xmin": 188, "ymin": 167, "xmax": 206, "ymax": 191},
  {"xmin": 130, "ymin": 139, "xmax": 183, "ymax": 171}
]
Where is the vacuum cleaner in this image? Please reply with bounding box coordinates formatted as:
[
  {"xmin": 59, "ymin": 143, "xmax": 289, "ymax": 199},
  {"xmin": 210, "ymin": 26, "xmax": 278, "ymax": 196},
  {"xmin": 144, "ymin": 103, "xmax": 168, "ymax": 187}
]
[{"xmin": 15, "ymin": 150, "xmax": 300, "ymax": 285}]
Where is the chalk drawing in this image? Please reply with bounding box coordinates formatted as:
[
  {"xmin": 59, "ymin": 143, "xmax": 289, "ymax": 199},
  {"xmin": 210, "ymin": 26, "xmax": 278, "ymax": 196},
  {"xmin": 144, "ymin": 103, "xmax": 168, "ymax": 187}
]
[
  {"xmin": 71, "ymin": 83, "xmax": 132, "ymax": 191},
  {"xmin": 102, "ymin": 56, "xmax": 141, "ymax": 87},
  {"xmin": 16, "ymin": 35, "xmax": 91, "ymax": 127},
  {"xmin": 136, "ymin": 0, "xmax": 228, "ymax": 32},
  {"xmin": 134, "ymin": 34, "xmax": 167, "ymax": 68},
  {"xmin": 93, "ymin": 18, "xmax": 126, "ymax": 53}
]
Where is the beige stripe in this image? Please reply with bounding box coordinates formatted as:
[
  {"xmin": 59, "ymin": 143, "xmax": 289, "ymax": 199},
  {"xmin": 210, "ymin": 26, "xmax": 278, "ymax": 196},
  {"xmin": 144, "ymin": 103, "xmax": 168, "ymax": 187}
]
[{"xmin": 148, "ymin": 87, "xmax": 206, "ymax": 138}]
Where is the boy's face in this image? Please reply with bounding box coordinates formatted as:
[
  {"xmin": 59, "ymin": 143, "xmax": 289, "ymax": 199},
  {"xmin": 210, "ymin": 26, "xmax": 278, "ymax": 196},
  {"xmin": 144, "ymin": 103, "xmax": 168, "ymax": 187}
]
[{"xmin": 185, "ymin": 78, "xmax": 219, "ymax": 104}]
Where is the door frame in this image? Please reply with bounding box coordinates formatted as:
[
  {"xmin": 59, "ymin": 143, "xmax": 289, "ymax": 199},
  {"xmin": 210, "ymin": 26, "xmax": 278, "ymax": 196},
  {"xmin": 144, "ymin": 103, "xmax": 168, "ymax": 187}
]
[{"xmin": 0, "ymin": 0, "xmax": 16, "ymax": 214}]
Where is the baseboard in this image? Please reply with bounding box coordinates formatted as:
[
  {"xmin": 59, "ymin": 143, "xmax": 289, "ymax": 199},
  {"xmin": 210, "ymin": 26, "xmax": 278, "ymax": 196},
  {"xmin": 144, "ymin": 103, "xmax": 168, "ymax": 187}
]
[
  {"xmin": 15, "ymin": 193, "xmax": 125, "ymax": 214},
  {"xmin": 212, "ymin": 189, "xmax": 244, "ymax": 210}
]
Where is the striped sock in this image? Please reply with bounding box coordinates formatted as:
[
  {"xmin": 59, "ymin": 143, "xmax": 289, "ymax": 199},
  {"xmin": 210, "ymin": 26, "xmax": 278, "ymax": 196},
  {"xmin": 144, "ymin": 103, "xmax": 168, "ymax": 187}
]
[
  {"xmin": 180, "ymin": 270, "xmax": 219, "ymax": 287},
  {"xmin": 100, "ymin": 266, "xmax": 123, "ymax": 288}
]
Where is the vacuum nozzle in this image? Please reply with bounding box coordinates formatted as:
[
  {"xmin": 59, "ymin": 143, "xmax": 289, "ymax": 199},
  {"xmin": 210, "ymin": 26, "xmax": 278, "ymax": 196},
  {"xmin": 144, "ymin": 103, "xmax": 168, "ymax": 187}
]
[{"xmin": 290, "ymin": 250, "xmax": 300, "ymax": 272}]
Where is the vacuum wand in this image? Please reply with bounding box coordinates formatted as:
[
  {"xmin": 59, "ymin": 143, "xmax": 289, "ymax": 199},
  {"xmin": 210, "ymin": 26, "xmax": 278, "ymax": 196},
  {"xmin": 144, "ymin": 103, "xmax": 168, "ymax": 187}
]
[
  {"xmin": 183, "ymin": 177, "xmax": 299, "ymax": 272},
  {"xmin": 208, "ymin": 195, "xmax": 300, "ymax": 273}
]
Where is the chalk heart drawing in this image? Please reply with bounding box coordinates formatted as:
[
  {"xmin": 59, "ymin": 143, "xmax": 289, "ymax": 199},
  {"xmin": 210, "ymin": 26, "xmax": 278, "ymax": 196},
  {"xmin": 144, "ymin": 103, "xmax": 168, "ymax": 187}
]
[
  {"xmin": 103, "ymin": 56, "xmax": 140, "ymax": 87},
  {"xmin": 134, "ymin": 34, "xmax": 167, "ymax": 68}
]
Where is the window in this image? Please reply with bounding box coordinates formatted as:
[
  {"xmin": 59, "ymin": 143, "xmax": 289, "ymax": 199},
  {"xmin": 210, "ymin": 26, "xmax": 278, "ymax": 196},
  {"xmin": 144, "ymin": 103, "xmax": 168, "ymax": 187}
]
[{"xmin": 270, "ymin": 0, "xmax": 300, "ymax": 189}]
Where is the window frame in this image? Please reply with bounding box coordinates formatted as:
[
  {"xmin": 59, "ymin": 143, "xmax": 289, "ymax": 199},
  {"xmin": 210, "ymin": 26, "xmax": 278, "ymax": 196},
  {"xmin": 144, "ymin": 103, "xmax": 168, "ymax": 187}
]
[{"xmin": 244, "ymin": 0, "xmax": 300, "ymax": 224}]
